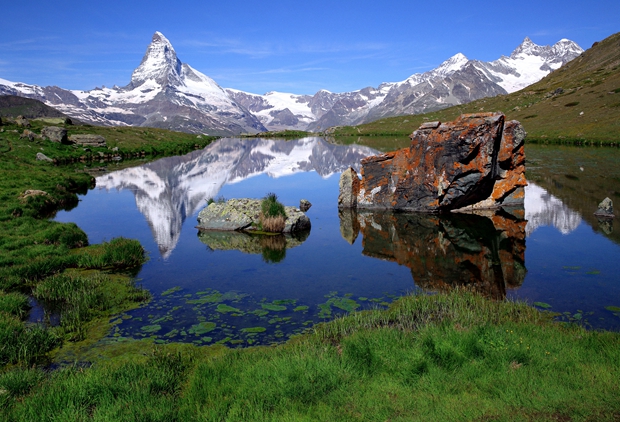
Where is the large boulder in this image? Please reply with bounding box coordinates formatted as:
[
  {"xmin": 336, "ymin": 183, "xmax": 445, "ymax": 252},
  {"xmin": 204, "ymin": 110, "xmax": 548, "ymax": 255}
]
[
  {"xmin": 338, "ymin": 112, "xmax": 527, "ymax": 212},
  {"xmin": 197, "ymin": 198, "xmax": 311, "ymax": 233},
  {"xmin": 15, "ymin": 115, "xmax": 30, "ymax": 128},
  {"xmin": 41, "ymin": 126, "xmax": 68, "ymax": 143},
  {"xmin": 68, "ymin": 134, "xmax": 106, "ymax": 147}
]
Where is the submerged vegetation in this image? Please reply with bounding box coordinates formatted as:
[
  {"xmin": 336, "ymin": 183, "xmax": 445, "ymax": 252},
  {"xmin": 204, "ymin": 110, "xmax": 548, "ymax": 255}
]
[{"xmin": 0, "ymin": 291, "xmax": 619, "ymax": 420}]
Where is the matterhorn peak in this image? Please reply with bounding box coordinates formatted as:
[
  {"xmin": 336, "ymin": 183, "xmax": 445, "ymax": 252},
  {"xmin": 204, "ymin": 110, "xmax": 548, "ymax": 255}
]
[{"xmin": 130, "ymin": 31, "xmax": 183, "ymax": 88}]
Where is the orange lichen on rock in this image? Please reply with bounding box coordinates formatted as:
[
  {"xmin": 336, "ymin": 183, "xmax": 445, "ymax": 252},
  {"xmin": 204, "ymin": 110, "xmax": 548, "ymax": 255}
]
[{"xmin": 338, "ymin": 112, "xmax": 527, "ymax": 212}]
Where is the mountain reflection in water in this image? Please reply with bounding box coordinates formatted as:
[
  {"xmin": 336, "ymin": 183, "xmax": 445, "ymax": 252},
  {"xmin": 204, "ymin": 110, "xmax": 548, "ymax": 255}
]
[{"xmin": 95, "ymin": 137, "xmax": 378, "ymax": 258}]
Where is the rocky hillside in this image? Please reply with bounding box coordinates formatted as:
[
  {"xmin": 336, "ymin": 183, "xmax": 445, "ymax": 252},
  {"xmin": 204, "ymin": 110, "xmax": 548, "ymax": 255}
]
[{"xmin": 0, "ymin": 95, "xmax": 73, "ymax": 120}]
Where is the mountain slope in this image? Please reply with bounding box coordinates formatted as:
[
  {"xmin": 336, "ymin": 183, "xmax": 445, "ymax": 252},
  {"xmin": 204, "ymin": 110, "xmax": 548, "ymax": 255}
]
[
  {"xmin": 0, "ymin": 95, "xmax": 74, "ymax": 120},
  {"xmin": 332, "ymin": 31, "xmax": 620, "ymax": 143}
]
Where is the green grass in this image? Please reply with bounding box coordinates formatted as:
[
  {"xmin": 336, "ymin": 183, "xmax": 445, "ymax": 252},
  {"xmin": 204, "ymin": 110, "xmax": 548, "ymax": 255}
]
[
  {"xmin": 330, "ymin": 31, "xmax": 620, "ymax": 145},
  {"xmin": 0, "ymin": 119, "xmax": 215, "ymax": 366},
  {"xmin": 0, "ymin": 291, "xmax": 618, "ymax": 420}
]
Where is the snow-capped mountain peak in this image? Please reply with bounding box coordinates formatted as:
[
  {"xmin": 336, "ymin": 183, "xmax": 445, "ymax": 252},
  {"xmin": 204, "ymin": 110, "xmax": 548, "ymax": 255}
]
[
  {"xmin": 551, "ymin": 38, "xmax": 583, "ymax": 58},
  {"xmin": 130, "ymin": 31, "xmax": 182, "ymax": 88},
  {"xmin": 430, "ymin": 52, "xmax": 470, "ymax": 78},
  {"xmin": 510, "ymin": 36, "xmax": 543, "ymax": 58}
]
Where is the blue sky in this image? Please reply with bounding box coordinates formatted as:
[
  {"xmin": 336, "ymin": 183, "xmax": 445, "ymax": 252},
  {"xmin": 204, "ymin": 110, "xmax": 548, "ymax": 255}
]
[{"xmin": 1, "ymin": 0, "xmax": 618, "ymax": 95}]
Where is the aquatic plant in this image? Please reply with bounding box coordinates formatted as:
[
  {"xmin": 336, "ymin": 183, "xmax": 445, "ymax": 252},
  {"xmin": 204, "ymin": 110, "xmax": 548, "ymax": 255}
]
[{"xmin": 260, "ymin": 192, "xmax": 287, "ymax": 233}]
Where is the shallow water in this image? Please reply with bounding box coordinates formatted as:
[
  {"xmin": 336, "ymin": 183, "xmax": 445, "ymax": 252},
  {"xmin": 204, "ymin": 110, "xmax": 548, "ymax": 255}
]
[{"xmin": 52, "ymin": 137, "xmax": 620, "ymax": 346}]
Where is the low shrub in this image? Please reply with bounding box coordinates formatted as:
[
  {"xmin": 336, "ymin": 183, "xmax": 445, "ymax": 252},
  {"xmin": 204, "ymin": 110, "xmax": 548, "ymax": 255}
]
[
  {"xmin": 260, "ymin": 193, "xmax": 287, "ymax": 233},
  {"xmin": 261, "ymin": 215, "xmax": 285, "ymax": 233}
]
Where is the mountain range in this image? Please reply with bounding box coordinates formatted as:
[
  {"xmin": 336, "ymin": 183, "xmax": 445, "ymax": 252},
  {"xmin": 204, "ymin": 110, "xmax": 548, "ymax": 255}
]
[{"xmin": 0, "ymin": 32, "xmax": 583, "ymax": 135}]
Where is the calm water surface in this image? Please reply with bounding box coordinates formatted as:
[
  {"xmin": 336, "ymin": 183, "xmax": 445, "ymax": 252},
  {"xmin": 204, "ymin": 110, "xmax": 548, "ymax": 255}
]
[{"xmin": 52, "ymin": 137, "xmax": 620, "ymax": 346}]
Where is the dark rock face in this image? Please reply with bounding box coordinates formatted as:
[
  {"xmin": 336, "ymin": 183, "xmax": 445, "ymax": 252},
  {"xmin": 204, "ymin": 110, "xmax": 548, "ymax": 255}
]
[
  {"xmin": 339, "ymin": 209, "xmax": 526, "ymax": 299},
  {"xmin": 41, "ymin": 126, "xmax": 68, "ymax": 143},
  {"xmin": 338, "ymin": 112, "xmax": 526, "ymax": 212},
  {"xmin": 299, "ymin": 199, "xmax": 312, "ymax": 212}
]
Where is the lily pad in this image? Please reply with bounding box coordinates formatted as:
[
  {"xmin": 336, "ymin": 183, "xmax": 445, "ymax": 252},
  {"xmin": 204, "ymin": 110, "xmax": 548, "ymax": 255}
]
[
  {"xmin": 273, "ymin": 299, "xmax": 296, "ymax": 305},
  {"xmin": 262, "ymin": 303, "xmax": 287, "ymax": 312},
  {"xmin": 217, "ymin": 304, "xmax": 242, "ymax": 314},
  {"xmin": 141, "ymin": 324, "xmax": 162, "ymax": 333},
  {"xmin": 189, "ymin": 321, "xmax": 216, "ymax": 335},
  {"xmin": 605, "ymin": 306, "xmax": 620, "ymax": 312},
  {"xmin": 161, "ymin": 286, "xmax": 182, "ymax": 296},
  {"xmin": 534, "ymin": 302, "xmax": 552, "ymax": 309},
  {"xmin": 241, "ymin": 327, "xmax": 267, "ymax": 333},
  {"xmin": 293, "ymin": 306, "xmax": 309, "ymax": 312},
  {"xmin": 330, "ymin": 297, "xmax": 359, "ymax": 312}
]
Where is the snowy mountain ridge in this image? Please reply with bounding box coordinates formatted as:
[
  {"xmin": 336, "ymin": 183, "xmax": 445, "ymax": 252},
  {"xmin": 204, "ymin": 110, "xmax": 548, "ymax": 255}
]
[{"xmin": 0, "ymin": 33, "xmax": 583, "ymax": 134}]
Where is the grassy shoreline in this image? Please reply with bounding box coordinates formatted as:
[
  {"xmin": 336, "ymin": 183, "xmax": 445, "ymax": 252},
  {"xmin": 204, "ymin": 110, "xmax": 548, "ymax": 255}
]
[
  {"xmin": 1, "ymin": 118, "xmax": 619, "ymax": 420},
  {"xmin": 1, "ymin": 291, "xmax": 619, "ymax": 420},
  {"xmin": 0, "ymin": 118, "xmax": 218, "ymax": 367}
]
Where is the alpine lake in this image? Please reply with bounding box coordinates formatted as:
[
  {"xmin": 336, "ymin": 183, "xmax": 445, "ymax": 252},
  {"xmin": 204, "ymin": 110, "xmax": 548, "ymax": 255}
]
[{"xmin": 49, "ymin": 136, "xmax": 620, "ymax": 348}]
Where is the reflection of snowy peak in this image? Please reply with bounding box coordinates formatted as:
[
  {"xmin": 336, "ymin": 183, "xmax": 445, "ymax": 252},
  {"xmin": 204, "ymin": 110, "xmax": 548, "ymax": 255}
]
[
  {"xmin": 524, "ymin": 183, "xmax": 582, "ymax": 236},
  {"xmin": 95, "ymin": 138, "xmax": 378, "ymax": 258}
]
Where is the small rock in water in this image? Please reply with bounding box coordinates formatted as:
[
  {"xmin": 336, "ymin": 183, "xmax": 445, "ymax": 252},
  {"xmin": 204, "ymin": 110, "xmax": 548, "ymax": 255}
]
[
  {"xmin": 299, "ymin": 199, "xmax": 312, "ymax": 212},
  {"xmin": 594, "ymin": 197, "xmax": 614, "ymax": 218}
]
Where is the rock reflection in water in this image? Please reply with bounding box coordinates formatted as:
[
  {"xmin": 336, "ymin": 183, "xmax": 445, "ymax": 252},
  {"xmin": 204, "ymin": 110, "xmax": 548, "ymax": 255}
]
[
  {"xmin": 339, "ymin": 209, "xmax": 526, "ymax": 299},
  {"xmin": 197, "ymin": 230, "xmax": 310, "ymax": 264}
]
